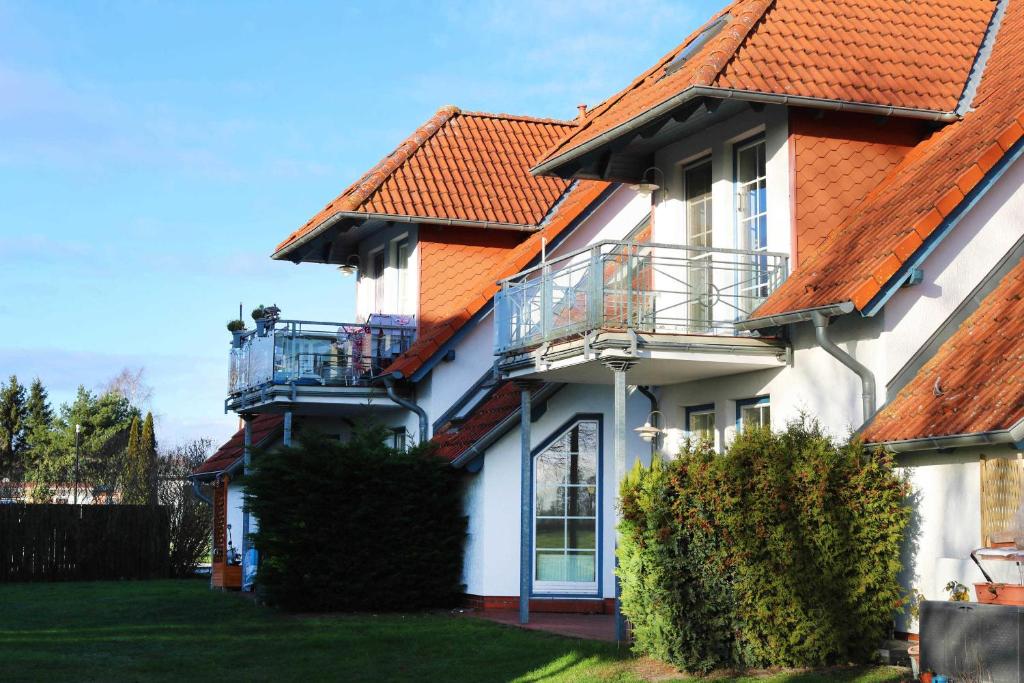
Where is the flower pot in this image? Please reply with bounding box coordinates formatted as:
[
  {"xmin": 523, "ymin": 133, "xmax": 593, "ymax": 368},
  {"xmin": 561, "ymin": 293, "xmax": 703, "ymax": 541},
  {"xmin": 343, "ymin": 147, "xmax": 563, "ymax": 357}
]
[
  {"xmin": 919, "ymin": 672, "xmax": 932, "ymax": 683},
  {"xmin": 255, "ymin": 318, "xmax": 267, "ymax": 336},
  {"xmin": 231, "ymin": 330, "xmax": 245, "ymax": 348},
  {"xmin": 974, "ymin": 582, "xmax": 1024, "ymax": 605}
]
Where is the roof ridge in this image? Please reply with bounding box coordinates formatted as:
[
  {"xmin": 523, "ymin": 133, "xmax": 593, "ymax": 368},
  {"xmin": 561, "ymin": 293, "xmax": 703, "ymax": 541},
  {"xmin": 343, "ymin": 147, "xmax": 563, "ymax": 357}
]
[
  {"xmin": 335, "ymin": 105, "xmax": 461, "ymax": 213},
  {"xmin": 458, "ymin": 110, "xmax": 574, "ymax": 127}
]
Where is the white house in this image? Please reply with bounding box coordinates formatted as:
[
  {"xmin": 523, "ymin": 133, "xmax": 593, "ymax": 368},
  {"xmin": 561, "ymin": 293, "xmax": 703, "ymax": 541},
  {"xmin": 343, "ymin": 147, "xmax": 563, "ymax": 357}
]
[{"xmin": 195, "ymin": 0, "xmax": 1024, "ymax": 637}]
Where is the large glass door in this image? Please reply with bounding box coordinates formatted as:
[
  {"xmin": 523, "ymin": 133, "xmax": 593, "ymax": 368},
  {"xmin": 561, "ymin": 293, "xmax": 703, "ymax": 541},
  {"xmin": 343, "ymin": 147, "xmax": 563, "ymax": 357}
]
[
  {"xmin": 735, "ymin": 138, "xmax": 768, "ymax": 307},
  {"xmin": 684, "ymin": 159, "xmax": 713, "ymax": 331},
  {"xmin": 533, "ymin": 419, "xmax": 599, "ymax": 595}
]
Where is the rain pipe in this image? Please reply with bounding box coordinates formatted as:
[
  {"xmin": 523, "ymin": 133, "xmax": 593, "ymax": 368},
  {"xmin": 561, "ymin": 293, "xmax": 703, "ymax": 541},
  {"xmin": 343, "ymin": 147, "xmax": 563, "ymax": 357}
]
[
  {"xmin": 811, "ymin": 311, "xmax": 875, "ymax": 424},
  {"xmin": 383, "ymin": 376, "xmax": 429, "ymax": 444}
]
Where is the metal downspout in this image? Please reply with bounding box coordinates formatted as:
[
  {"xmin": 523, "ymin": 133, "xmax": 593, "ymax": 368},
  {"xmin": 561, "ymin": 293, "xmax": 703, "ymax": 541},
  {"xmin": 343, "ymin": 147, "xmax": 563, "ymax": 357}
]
[
  {"xmin": 383, "ymin": 377, "xmax": 429, "ymax": 444},
  {"xmin": 811, "ymin": 312, "xmax": 876, "ymax": 424}
]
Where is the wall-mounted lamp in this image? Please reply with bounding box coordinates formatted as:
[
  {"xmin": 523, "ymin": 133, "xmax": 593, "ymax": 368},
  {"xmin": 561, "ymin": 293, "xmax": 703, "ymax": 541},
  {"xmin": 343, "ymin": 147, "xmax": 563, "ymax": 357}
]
[
  {"xmin": 629, "ymin": 166, "xmax": 666, "ymax": 197},
  {"xmin": 634, "ymin": 410, "xmax": 666, "ymax": 443},
  {"xmin": 337, "ymin": 254, "xmax": 360, "ymax": 277}
]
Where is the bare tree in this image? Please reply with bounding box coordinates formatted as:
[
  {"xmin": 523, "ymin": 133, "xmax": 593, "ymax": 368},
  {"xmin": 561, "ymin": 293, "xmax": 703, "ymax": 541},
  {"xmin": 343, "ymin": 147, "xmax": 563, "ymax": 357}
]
[
  {"xmin": 159, "ymin": 438, "xmax": 213, "ymax": 577},
  {"xmin": 101, "ymin": 368, "xmax": 154, "ymax": 410}
]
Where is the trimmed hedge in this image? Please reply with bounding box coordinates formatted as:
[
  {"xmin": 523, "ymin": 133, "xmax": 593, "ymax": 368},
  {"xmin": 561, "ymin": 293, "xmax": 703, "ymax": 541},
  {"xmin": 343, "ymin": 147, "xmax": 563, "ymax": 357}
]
[
  {"xmin": 619, "ymin": 418, "xmax": 910, "ymax": 673},
  {"xmin": 245, "ymin": 429, "xmax": 466, "ymax": 611}
]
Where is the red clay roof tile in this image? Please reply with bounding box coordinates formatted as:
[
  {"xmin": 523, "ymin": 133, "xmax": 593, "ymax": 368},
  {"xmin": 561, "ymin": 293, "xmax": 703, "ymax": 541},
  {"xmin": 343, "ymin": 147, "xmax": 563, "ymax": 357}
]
[
  {"xmin": 432, "ymin": 381, "xmax": 524, "ymax": 462},
  {"xmin": 751, "ymin": 0, "xmax": 1024, "ymax": 320},
  {"xmin": 537, "ymin": 0, "xmax": 994, "ymax": 171},
  {"xmin": 193, "ymin": 414, "xmax": 283, "ymax": 476},
  {"xmin": 863, "ymin": 256, "xmax": 1024, "ymax": 443},
  {"xmin": 275, "ymin": 108, "xmax": 575, "ymax": 257}
]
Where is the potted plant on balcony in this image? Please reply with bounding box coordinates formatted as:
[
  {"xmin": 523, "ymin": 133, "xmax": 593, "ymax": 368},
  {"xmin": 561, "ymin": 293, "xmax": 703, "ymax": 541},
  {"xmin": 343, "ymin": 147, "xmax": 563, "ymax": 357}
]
[
  {"xmin": 227, "ymin": 319, "xmax": 246, "ymax": 348},
  {"xmin": 252, "ymin": 305, "xmax": 268, "ymax": 336}
]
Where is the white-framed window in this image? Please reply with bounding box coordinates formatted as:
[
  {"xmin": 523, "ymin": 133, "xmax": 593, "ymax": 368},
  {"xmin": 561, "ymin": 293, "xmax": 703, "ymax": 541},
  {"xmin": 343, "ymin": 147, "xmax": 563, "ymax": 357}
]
[
  {"xmin": 686, "ymin": 404, "xmax": 716, "ymax": 445},
  {"xmin": 370, "ymin": 248, "xmax": 386, "ymax": 313},
  {"xmin": 533, "ymin": 418, "xmax": 600, "ymax": 595},
  {"xmin": 684, "ymin": 158, "xmax": 713, "ymax": 329},
  {"xmin": 393, "ymin": 237, "xmax": 411, "ymax": 314},
  {"xmin": 735, "ymin": 137, "xmax": 769, "ymax": 301},
  {"xmin": 736, "ymin": 396, "xmax": 770, "ymax": 432}
]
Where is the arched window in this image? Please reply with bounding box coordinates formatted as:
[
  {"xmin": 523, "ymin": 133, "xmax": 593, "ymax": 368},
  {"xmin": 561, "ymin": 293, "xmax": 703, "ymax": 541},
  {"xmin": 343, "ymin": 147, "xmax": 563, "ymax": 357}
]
[{"xmin": 534, "ymin": 418, "xmax": 600, "ymax": 595}]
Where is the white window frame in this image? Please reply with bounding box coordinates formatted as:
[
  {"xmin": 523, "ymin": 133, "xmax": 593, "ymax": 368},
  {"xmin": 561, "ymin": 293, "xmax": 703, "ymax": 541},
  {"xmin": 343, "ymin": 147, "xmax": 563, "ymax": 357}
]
[{"xmin": 532, "ymin": 418, "xmax": 601, "ymax": 596}]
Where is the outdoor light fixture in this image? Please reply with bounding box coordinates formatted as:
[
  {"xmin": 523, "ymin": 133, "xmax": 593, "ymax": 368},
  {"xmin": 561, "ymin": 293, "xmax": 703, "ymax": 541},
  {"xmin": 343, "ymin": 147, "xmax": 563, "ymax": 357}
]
[
  {"xmin": 634, "ymin": 410, "xmax": 666, "ymax": 443},
  {"xmin": 629, "ymin": 166, "xmax": 666, "ymax": 197},
  {"xmin": 337, "ymin": 254, "xmax": 360, "ymax": 277}
]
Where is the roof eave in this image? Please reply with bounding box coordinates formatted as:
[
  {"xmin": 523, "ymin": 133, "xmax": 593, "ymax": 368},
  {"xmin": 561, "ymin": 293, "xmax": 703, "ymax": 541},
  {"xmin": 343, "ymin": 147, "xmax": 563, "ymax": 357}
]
[
  {"xmin": 866, "ymin": 417, "xmax": 1024, "ymax": 453},
  {"xmin": 736, "ymin": 301, "xmax": 856, "ymax": 331},
  {"xmin": 532, "ymin": 85, "xmax": 959, "ymax": 178},
  {"xmin": 272, "ymin": 211, "xmax": 539, "ymax": 262}
]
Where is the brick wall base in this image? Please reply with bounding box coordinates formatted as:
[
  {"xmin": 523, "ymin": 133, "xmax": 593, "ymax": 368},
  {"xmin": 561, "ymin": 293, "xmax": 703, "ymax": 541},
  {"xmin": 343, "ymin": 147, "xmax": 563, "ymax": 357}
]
[{"xmin": 465, "ymin": 594, "xmax": 616, "ymax": 614}]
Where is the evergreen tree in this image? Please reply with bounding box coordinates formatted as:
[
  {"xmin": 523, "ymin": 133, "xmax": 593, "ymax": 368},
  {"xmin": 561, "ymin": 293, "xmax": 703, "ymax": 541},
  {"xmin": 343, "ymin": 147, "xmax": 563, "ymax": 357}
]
[
  {"xmin": 121, "ymin": 416, "xmax": 144, "ymax": 504},
  {"xmin": 140, "ymin": 412, "xmax": 157, "ymax": 506},
  {"xmin": 21, "ymin": 378, "xmax": 53, "ymax": 479},
  {"xmin": 0, "ymin": 375, "xmax": 27, "ymax": 479},
  {"xmin": 26, "ymin": 386, "xmax": 137, "ymax": 500}
]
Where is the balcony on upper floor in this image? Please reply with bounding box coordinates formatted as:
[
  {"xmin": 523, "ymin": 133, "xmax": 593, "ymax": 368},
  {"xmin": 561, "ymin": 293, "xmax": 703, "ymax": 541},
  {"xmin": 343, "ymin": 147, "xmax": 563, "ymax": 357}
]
[
  {"xmin": 493, "ymin": 240, "xmax": 791, "ymax": 385},
  {"xmin": 226, "ymin": 316, "xmax": 415, "ymax": 414}
]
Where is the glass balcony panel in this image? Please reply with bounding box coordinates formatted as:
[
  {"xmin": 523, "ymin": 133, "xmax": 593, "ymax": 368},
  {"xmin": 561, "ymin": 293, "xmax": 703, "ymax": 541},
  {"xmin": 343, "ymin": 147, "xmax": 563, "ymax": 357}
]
[
  {"xmin": 494, "ymin": 240, "xmax": 788, "ymax": 354},
  {"xmin": 227, "ymin": 318, "xmax": 415, "ymax": 396}
]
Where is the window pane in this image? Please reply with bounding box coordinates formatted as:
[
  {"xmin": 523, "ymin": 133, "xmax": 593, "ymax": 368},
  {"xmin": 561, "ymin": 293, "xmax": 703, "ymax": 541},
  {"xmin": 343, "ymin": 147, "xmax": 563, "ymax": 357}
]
[
  {"xmin": 537, "ymin": 486, "xmax": 563, "ymax": 517},
  {"xmin": 566, "ymin": 519, "xmax": 596, "ymax": 550},
  {"xmin": 689, "ymin": 411, "xmax": 715, "ymax": 441},
  {"xmin": 567, "ymin": 551, "xmax": 596, "ymax": 582},
  {"xmin": 535, "ymin": 519, "xmax": 564, "ymax": 549},
  {"xmin": 536, "ymin": 447, "xmax": 567, "ymax": 486},
  {"xmin": 566, "ymin": 486, "xmax": 596, "ymax": 517},
  {"xmin": 536, "ymin": 551, "xmax": 565, "ymax": 582}
]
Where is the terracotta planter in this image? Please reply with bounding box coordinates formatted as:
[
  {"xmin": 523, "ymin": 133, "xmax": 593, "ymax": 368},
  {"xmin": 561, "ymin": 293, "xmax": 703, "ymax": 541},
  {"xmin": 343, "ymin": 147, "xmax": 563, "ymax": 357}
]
[
  {"xmin": 974, "ymin": 582, "xmax": 1024, "ymax": 606},
  {"xmin": 919, "ymin": 671, "xmax": 932, "ymax": 683}
]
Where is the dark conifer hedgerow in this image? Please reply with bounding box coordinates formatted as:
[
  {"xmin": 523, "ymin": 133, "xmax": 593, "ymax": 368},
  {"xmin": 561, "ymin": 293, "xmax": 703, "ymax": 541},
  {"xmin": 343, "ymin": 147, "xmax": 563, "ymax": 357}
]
[
  {"xmin": 618, "ymin": 417, "xmax": 910, "ymax": 674},
  {"xmin": 245, "ymin": 428, "xmax": 467, "ymax": 612}
]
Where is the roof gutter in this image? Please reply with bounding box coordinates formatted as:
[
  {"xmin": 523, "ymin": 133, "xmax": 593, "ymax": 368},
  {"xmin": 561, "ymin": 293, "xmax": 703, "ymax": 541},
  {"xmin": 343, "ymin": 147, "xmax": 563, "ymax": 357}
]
[
  {"xmin": 272, "ymin": 211, "xmax": 538, "ymax": 261},
  {"xmin": 532, "ymin": 86, "xmax": 959, "ymax": 177},
  {"xmin": 736, "ymin": 301, "xmax": 855, "ymax": 331},
  {"xmin": 869, "ymin": 417, "xmax": 1024, "ymax": 453}
]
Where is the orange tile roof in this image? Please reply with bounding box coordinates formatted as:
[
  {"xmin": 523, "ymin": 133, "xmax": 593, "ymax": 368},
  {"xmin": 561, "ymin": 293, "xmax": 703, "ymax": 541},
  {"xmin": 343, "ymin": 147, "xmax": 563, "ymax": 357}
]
[
  {"xmin": 790, "ymin": 110, "xmax": 924, "ymax": 265},
  {"xmin": 385, "ymin": 180, "xmax": 609, "ymax": 379},
  {"xmin": 432, "ymin": 381, "xmax": 523, "ymax": 462},
  {"xmin": 535, "ymin": 0, "xmax": 994, "ymax": 172},
  {"xmin": 193, "ymin": 414, "xmax": 283, "ymax": 476},
  {"xmin": 751, "ymin": 0, "xmax": 1024, "ymax": 320},
  {"xmin": 862, "ymin": 256, "xmax": 1024, "ymax": 444},
  {"xmin": 275, "ymin": 107, "xmax": 575, "ymax": 258}
]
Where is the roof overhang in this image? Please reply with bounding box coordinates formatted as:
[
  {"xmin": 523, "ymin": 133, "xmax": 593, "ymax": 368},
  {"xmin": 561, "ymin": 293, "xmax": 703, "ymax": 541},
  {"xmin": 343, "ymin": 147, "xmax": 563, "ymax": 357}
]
[
  {"xmin": 865, "ymin": 416, "xmax": 1024, "ymax": 453},
  {"xmin": 273, "ymin": 211, "xmax": 539, "ymax": 263},
  {"xmin": 533, "ymin": 86, "xmax": 958, "ymax": 181}
]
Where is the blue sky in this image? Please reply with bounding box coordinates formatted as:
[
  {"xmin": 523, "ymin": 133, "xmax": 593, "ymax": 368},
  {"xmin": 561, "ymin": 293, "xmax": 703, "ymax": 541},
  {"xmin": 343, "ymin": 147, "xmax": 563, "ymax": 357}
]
[{"xmin": 0, "ymin": 0, "xmax": 718, "ymax": 448}]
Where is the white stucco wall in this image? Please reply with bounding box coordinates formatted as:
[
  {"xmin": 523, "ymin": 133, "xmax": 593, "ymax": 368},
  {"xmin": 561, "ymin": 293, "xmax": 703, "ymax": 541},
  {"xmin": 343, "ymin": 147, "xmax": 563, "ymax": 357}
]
[
  {"xmin": 895, "ymin": 448, "xmax": 1022, "ymax": 633},
  {"xmin": 462, "ymin": 383, "xmax": 651, "ymax": 598},
  {"xmin": 653, "ymin": 104, "xmax": 790, "ymax": 257}
]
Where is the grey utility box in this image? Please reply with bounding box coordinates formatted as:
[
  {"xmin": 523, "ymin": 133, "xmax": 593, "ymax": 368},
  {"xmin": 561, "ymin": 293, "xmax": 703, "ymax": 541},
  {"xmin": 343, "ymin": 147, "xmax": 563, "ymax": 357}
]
[{"xmin": 920, "ymin": 600, "xmax": 1024, "ymax": 682}]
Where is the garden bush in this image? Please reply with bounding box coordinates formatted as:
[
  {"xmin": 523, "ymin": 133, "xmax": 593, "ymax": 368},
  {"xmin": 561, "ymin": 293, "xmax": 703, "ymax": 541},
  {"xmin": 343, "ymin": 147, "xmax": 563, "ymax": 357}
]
[
  {"xmin": 618, "ymin": 417, "xmax": 909, "ymax": 674},
  {"xmin": 245, "ymin": 428, "xmax": 467, "ymax": 612}
]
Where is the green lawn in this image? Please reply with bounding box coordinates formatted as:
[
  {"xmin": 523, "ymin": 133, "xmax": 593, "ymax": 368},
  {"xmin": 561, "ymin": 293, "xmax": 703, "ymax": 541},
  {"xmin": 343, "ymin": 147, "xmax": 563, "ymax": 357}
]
[{"xmin": 0, "ymin": 580, "xmax": 907, "ymax": 682}]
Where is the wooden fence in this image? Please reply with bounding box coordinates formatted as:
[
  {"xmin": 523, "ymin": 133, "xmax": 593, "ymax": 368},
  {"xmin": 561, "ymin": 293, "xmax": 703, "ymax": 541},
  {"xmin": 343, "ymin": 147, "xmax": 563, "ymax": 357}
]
[{"xmin": 0, "ymin": 504, "xmax": 170, "ymax": 582}]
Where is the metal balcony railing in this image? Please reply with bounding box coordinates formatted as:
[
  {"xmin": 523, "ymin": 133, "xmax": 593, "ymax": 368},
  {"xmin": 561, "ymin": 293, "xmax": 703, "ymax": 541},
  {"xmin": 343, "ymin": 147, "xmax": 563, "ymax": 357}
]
[
  {"xmin": 494, "ymin": 240, "xmax": 788, "ymax": 354},
  {"xmin": 228, "ymin": 317, "xmax": 415, "ymax": 396}
]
